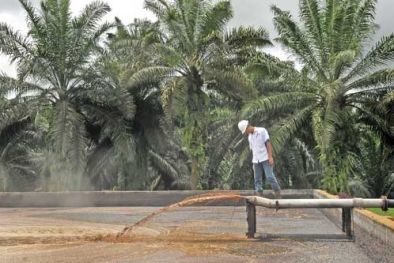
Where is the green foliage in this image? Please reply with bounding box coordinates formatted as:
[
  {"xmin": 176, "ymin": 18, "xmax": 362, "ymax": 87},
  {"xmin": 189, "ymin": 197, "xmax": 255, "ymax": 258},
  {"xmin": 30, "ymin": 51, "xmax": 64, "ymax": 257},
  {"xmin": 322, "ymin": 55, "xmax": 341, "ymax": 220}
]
[
  {"xmin": 0, "ymin": 0, "xmax": 134, "ymax": 190},
  {"xmin": 357, "ymin": 129, "xmax": 394, "ymax": 197},
  {"xmin": 126, "ymin": 0, "xmax": 272, "ymax": 189},
  {"xmin": 106, "ymin": 17, "xmax": 192, "ymax": 190},
  {"xmin": 1, "ymin": 0, "xmax": 394, "ymax": 194},
  {"xmin": 242, "ymin": 0, "xmax": 394, "ymax": 194}
]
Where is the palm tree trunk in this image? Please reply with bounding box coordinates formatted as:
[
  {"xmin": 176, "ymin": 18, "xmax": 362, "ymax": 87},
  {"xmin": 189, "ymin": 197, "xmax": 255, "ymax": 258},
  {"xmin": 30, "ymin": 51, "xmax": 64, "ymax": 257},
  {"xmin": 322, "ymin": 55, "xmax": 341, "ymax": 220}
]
[{"xmin": 191, "ymin": 155, "xmax": 199, "ymax": 190}]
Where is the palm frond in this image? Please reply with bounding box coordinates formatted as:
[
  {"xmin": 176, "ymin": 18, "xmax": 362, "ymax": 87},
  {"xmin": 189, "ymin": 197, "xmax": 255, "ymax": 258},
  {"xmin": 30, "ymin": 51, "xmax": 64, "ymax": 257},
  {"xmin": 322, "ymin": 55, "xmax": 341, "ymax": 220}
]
[
  {"xmin": 0, "ymin": 101, "xmax": 30, "ymax": 132},
  {"xmin": 270, "ymin": 105, "xmax": 315, "ymax": 153},
  {"xmin": 346, "ymin": 68, "xmax": 394, "ymax": 92},
  {"xmin": 0, "ymin": 75, "xmax": 46, "ymax": 98},
  {"xmin": 320, "ymin": 99, "xmax": 342, "ymax": 153},
  {"xmin": 348, "ymin": 176, "xmax": 371, "ymax": 197},
  {"xmin": 0, "ymin": 23, "xmax": 34, "ymax": 65},
  {"xmin": 149, "ymin": 149, "xmax": 180, "ymax": 181},
  {"xmin": 176, "ymin": 0, "xmax": 198, "ymax": 43},
  {"xmin": 85, "ymin": 138, "xmax": 114, "ymax": 184},
  {"xmin": 324, "ymin": 0, "xmax": 339, "ymax": 54},
  {"xmin": 149, "ymin": 43, "xmax": 183, "ymax": 65},
  {"xmin": 216, "ymin": 153, "xmax": 237, "ymax": 190},
  {"xmin": 18, "ymin": 0, "xmax": 45, "ymax": 37},
  {"xmin": 299, "ymin": 0, "xmax": 326, "ymax": 64},
  {"xmin": 71, "ymin": 0, "xmax": 111, "ymax": 32},
  {"xmin": 330, "ymin": 0, "xmax": 358, "ymax": 54},
  {"xmin": 127, "ymin": 66, "xmax": 174, "ymax": 88},
  {"xmin": 161, "ymin": 76, "xmax": 188, "ymax": 118},
  {"xmin": 205, "ymin": 108, "xmax": 238, "ymax": 175},
  {"xmin": 330, "ymin": 49, "xmax": 356, "ymax": 79},
  {"xmin": 68, "ymin": 21, "xmax": 115, "ymax": 71},
  {"xmin": 224, "ymin": 26, "xmax": 272, "ymax": 49},
  {"xmin": 83, "ymin": 103, "xmax": 134, "ymax": 155},
  {"xmin": 204, "ymin": 67, "xmax": 256, "ymax": 100},
  {"xmin": 356, "ymin": 104, "xmax": 393, "ymax": 137},
  {"xmin": 271, "ymin": 5, "xmax": 327, "ymax": 80},
  {"xmin": 345, "ymin": 34, "xmax": 394, "ymax": 82},
  {"xmin": 76, "ymin": 83, "xmax": 136, "ymax": 120},
  {"xmin": 243, "ymin": 52, "xmax": 297, "ymax": 79},
  {"xmin": 242, "ymin": 92, "xmax": 316, "ymax": 118},
  {"xmin": 196, "ymin": 0, "xmax": 233, "ymax": 38},
  {"xmin": 293, "ymin": 137, "xmax": 316, "ymax": 166},
  {"xmin": 349, "ymin": 0, "xmax": 378, "ymax": 45},
  {"xmin": 144, "ymin": 0, "xmax": 170, "ymax": 19}
]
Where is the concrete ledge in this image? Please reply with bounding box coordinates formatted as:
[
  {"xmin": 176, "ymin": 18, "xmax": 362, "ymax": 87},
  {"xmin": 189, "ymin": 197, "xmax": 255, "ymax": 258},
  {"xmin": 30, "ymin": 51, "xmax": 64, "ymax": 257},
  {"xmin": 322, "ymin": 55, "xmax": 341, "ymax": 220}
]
[
  {"xmin": 0, "ymin": 189, "xmax": 313, "ymax": 207},
  {"xmin": 314, "ymin": 190, "xmax": 394, "ymax": 248}
]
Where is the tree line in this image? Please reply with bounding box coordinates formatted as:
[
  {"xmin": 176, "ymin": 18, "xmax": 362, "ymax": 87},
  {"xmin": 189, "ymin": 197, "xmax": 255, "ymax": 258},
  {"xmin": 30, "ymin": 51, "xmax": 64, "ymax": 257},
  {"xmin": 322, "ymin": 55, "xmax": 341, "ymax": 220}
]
[{"xmin": 0, "ymin": 0, "xmax": 393, "ymax": 198}]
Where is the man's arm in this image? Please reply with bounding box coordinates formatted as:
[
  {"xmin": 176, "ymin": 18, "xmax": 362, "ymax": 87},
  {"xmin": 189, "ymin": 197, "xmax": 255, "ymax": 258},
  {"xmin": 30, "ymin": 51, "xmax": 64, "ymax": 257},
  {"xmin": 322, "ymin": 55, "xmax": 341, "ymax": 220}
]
[
  {"xmin": 263, "ymin": 128, "xmax": 274, "ymax": 165},
  {"xmin": 266, "ymin": 141, "xmax": 274, "ymax": 165}
]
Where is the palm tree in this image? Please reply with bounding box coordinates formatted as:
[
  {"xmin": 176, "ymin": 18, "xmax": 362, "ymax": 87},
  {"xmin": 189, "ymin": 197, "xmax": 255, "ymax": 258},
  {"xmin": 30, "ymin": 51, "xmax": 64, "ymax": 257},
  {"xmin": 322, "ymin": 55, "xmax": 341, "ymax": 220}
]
[
  {"xmin": 103, "ymin": 18, "xmax": 191, "ymax": 190},
  {"xmin": 129, "ymin": 0, "xmax": 272, "ymax": 189},
  {"xmin": 357, "ymin": 128, "xmax": 394, "ymax": 197},
  {"xmin": 0, "ymin": 0, "xmax": 135, "ymax": 190},
  {"xmin": 243, "ymin": 0, "xmax": 394, "ymax": 194},
  {"xmin": 0, "ymin": 99, "xmax": 35, "ymax": 191}
]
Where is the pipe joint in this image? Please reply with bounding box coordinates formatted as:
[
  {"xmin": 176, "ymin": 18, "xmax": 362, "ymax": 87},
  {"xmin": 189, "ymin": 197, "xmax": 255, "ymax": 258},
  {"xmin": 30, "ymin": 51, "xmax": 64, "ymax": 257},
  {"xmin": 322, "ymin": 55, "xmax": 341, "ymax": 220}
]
[{"xmin": 353, "ymin": 198, "xmax": 363, "ymax": 208}]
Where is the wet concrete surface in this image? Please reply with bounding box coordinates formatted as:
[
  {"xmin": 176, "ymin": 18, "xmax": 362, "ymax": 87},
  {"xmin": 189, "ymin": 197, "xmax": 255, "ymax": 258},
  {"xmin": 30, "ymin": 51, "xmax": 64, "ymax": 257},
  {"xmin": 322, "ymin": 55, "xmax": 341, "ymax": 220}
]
[{"xmin": 0, "ymin": 206, "xmax": 393, "ymax": 262}]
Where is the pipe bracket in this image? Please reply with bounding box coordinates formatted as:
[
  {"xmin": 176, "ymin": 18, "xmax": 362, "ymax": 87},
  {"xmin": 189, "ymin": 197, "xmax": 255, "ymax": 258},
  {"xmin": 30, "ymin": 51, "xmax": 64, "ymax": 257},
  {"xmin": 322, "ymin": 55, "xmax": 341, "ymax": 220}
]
[{"xmin": 381, "ymin": 196, "xmax": 389, "ymax": 212}]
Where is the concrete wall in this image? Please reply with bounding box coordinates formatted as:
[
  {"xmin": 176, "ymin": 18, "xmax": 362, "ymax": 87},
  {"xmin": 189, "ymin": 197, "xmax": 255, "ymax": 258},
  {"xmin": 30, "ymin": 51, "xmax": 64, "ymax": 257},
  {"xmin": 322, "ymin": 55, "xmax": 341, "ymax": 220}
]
[
  {"xmin": 314, "ymin": 190, "xmax": 394, "ymax": 249},
  {"xmin": 0, "ymin": 189, "xmax": 313, "ymax": 207}
]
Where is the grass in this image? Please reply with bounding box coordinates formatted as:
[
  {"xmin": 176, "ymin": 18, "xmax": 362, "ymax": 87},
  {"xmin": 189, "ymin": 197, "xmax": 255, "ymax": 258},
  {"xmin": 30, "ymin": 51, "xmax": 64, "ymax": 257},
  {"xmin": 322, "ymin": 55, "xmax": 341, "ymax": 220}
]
[{"xmin": 367, "ymin": 208, "xmax": 394, "ymax": 219}]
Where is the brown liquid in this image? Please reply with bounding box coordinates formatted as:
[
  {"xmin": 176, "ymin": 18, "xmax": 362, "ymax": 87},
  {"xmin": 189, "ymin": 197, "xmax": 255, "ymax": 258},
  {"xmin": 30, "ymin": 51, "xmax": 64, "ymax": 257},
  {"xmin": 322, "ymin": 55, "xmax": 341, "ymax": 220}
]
[{"xmin": 118, "ymin": 192, "xmax": 244, "ymax": 237}]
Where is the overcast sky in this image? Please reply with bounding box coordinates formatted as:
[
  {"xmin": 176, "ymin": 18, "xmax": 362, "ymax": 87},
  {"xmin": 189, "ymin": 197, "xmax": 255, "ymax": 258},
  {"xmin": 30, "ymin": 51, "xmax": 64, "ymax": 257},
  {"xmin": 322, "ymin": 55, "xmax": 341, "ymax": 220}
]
[{"xmin": 1, "ymin": 0, "xmax": 393, "ymax": 77}]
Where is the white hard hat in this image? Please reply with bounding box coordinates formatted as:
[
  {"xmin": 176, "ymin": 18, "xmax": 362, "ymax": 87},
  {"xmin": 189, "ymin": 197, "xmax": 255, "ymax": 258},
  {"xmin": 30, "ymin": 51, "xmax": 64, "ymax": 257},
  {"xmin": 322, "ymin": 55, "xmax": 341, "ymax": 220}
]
[{"xmin": 238, "ymin": 120, "xmax": 248, "ymax": 134}]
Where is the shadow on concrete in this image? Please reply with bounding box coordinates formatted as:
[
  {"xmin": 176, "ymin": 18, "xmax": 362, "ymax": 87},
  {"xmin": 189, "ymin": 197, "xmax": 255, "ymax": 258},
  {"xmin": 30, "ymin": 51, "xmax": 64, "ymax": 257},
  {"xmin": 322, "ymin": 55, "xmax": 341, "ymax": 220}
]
[{"xmin": 256, "ymin": 233, "xmax": 354, "ymax": 243}]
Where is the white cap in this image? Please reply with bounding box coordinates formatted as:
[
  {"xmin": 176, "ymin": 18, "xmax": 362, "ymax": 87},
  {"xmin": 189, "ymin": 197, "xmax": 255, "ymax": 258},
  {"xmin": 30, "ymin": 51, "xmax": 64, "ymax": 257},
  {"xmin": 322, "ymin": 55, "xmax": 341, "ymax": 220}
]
[{"xmin": 238, "ymin": 120, "xmax": 248, "ymax": 134}]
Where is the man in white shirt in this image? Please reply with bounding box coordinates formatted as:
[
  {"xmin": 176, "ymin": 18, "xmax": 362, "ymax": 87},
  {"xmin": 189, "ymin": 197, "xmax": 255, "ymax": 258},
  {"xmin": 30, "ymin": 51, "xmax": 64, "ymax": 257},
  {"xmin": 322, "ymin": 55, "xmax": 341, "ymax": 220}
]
[{"xmin": 238, "ymin": 120, "xmax": 281, "ymax": 199}]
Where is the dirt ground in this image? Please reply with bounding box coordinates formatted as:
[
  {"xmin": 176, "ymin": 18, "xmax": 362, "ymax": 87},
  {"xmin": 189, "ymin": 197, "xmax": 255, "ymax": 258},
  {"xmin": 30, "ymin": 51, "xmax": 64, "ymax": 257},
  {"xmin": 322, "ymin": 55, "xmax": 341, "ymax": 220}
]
[{"xmin": 0, "ymin": 206, "xmax": 393, "ymax": 262}]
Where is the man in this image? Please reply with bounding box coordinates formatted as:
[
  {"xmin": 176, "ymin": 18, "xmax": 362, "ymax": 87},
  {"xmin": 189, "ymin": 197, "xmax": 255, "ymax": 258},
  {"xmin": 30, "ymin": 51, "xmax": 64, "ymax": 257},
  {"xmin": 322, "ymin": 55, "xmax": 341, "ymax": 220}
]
[{"xmin": 238, "ymin": 120, "xmax": 281, "ymax": 199}]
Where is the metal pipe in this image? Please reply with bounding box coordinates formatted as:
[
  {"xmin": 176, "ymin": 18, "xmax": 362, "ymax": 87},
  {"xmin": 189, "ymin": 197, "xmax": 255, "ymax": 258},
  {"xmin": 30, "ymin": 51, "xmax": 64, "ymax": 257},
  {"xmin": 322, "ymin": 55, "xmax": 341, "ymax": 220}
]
[{"xmin": 245, "ymin": 196, "xmax": 394, "ymax": 209}]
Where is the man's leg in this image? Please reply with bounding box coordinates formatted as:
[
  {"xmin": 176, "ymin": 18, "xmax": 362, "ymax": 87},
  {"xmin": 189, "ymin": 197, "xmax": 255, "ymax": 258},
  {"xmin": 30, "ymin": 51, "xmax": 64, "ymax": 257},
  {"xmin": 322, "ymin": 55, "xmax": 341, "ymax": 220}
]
[
  {"xmin": 262, "ymin": 160, "xmax": 281, "ymax": 198},
  {"xmin": 253, "ymin": 163, "xmax": 263, "ymax": 195}
]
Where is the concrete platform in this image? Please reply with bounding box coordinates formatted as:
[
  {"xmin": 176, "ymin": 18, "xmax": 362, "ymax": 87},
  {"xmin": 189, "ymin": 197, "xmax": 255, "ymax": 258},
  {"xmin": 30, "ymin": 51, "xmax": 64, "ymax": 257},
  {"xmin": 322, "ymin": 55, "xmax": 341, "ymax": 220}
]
[{"xmin": 1, "ymin": 205, "xmax": 393, "ymax": 262}]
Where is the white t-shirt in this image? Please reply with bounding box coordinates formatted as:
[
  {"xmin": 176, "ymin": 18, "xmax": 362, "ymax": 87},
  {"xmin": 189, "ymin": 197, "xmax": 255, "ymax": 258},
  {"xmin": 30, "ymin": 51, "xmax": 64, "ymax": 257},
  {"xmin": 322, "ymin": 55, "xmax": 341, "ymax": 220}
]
[{"xmin": 248, "ymin": 127, "xmax": 270, "ymax": 163}]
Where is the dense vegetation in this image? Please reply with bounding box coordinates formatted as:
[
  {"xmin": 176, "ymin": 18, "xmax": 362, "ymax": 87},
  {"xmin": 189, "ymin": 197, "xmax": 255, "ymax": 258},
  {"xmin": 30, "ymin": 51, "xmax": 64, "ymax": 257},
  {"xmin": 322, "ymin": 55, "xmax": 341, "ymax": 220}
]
[{"xmin": 0, "ymin": 0, "xmax": 393, "ymax": 198}]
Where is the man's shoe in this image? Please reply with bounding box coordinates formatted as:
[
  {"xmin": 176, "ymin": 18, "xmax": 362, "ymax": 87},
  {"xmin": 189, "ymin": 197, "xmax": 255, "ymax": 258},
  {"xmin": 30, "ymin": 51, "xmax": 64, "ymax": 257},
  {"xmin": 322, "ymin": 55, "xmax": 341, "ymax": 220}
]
[
  {"xmin": 255, "ymin": 191, "xmax": 263, "ymax": 197},
  {"xmin": 274, "ymin": 190, "xmax": 281, "ymax": 199}
]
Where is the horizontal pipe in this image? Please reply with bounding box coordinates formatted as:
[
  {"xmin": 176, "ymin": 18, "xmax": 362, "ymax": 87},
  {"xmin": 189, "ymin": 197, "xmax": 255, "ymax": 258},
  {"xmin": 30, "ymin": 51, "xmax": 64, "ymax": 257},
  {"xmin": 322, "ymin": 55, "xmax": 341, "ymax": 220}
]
[{"xmin": 245, "ymin": 196, "xmax": 394, "ymax": 209}]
